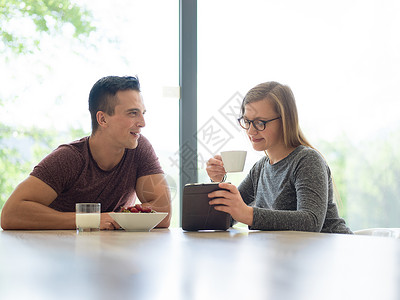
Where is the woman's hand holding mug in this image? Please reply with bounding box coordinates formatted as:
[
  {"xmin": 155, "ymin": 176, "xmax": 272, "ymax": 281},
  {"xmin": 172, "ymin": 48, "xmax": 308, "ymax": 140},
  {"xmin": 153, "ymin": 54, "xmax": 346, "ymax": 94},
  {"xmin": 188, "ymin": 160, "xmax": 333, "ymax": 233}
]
[{"xmin": 206, "ymin": 155, "xmax": 226, "ymax": 182}]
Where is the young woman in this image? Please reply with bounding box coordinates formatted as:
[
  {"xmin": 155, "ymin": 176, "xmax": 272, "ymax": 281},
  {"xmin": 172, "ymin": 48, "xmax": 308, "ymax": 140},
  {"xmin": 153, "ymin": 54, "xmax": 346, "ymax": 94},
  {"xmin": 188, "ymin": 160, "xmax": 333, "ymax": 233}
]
[{"xmin": 206, "ymin": 81, "xmax": 352, "ymax": 233}]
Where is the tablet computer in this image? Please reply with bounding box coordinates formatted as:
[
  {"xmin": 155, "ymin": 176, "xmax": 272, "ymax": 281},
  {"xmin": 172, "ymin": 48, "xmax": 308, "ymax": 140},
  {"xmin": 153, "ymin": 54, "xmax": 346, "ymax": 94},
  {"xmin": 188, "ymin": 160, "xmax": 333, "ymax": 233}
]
[{"xmin": 182, "ymin": 182, "xmax": 231, "ymax": 231}]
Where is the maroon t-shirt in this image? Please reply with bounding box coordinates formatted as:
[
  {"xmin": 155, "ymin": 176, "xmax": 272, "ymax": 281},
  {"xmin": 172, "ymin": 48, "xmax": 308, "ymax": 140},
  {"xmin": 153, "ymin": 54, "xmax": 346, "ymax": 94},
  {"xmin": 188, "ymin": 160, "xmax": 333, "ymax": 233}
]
[{"xmin": 30, "ymin": 135, "xmax": 163, "ymax": 212}]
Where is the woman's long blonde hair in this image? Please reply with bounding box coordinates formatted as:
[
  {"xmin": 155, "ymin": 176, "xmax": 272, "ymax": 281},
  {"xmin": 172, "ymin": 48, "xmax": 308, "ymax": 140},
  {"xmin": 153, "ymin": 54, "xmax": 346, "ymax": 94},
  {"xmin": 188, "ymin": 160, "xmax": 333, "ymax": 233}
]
[
  {"xmin": 241, "ymin": 81, "xmax": 342, "ymax": 208},
  {"xmin": 241, "ymin": 81, "xmax": 311, "ymax": 149}
]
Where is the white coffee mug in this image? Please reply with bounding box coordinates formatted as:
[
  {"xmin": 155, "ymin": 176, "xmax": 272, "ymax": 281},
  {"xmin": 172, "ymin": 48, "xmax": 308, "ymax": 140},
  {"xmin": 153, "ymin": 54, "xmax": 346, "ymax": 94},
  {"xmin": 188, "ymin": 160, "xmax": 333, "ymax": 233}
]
[{"xmin": 220, "ymin": 150, "xmax": 247, "ymax": 173}]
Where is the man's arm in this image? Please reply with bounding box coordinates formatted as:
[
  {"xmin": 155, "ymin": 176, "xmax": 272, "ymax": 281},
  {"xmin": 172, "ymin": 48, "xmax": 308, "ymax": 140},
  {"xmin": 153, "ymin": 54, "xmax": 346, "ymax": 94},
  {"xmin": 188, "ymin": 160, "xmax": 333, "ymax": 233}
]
[
  {"xmin": 0, "ymin": 175, "xmax": 75, "ymax": 230},
  {"xmin": 0, "ymin": 176, "xmax": 119, "ymax": 230},
  {"xmin": 135, "ymin": 173, "xmax": 172, "ymax": 228}
]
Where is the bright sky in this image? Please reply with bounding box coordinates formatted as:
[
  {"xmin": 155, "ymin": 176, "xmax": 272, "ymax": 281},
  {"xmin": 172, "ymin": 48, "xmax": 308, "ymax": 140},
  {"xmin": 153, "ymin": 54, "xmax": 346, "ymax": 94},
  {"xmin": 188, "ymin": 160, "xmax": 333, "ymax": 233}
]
[
  {"xmin": 1, "ymin": 0, "xmax": 400, "ymax": 170},
  {"xmin": 0, "ymin": 0, "xmax": 179, "ymax": 152}
]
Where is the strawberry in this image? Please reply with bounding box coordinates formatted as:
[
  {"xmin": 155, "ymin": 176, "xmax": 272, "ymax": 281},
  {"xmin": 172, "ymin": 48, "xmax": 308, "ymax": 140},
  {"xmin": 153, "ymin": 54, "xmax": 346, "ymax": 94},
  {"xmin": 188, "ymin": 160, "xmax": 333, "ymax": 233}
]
[
  {"xmin": 120, "ymin": 206, "xmax": 130, "ymax": 212},
  {"xmin": 120, "ymin": 204, "xmax": 155, "ymax": 213},
  {"xmin": 134, "ymin": 204, "xmax": 144, "ymax": 212},
  {"xmin": 141, "ymin": 206, "xmax": 152, "ymax": 213},
  {"xmin": 129, "ymin": 207, "xmax": 139, "ymax": 213}
]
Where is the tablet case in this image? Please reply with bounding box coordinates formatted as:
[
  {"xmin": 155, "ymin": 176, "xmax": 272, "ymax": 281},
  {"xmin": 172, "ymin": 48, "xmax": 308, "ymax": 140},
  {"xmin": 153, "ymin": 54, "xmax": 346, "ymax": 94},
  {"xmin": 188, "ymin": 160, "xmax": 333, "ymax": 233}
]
[{"xmin": 182, "ymin": 183, "xmax": 231, "ymax": 231}]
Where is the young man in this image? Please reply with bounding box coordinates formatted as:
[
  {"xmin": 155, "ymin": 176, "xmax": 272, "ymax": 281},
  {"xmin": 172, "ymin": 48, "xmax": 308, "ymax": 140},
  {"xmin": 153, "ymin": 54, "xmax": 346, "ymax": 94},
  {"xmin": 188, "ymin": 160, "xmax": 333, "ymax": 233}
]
[{"xmin": 1, "ymin": 76, "xmax": 171, "ymax": 230}]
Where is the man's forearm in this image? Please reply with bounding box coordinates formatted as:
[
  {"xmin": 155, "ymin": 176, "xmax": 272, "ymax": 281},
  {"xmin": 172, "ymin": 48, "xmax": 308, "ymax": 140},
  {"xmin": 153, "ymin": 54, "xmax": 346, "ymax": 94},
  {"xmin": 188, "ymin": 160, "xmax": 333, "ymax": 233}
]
[
  {"xmin": 141, "ymin": 199, "xmax": 171, "ymax": 228},
  {"xmin": 1, "ymin": 199, "xmax": 76, "ymax": 230}
]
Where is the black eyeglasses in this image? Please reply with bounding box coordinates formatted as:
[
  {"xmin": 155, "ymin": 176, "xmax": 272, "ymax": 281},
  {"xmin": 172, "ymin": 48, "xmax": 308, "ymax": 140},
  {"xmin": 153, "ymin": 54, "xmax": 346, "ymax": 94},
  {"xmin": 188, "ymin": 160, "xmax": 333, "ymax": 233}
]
[{"xmin": 237, "ymin": 116, "xmax": 281, "ymax": 131}]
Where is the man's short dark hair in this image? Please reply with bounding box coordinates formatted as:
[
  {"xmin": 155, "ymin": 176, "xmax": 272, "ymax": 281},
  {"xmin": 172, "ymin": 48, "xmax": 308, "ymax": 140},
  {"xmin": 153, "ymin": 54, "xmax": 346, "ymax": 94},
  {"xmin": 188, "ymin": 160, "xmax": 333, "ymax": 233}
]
[{"xmin": 88, "ymin": 76, "xmax": 141, "ymax": 133}]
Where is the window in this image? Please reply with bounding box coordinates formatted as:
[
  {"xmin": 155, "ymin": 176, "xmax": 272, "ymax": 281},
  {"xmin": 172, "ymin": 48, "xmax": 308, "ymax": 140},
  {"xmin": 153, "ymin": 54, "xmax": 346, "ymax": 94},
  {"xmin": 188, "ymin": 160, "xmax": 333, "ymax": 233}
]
[
  {"xmin": 0, "ymin": 0, "xmax": 180, "ymax": 226},
  {"xmin": 2, "ymin": 1, "xmax": 399, "ymax": 231},
  {"xmin": 198, "ymin": 0, "xmax": 400, "ymax": 230}
]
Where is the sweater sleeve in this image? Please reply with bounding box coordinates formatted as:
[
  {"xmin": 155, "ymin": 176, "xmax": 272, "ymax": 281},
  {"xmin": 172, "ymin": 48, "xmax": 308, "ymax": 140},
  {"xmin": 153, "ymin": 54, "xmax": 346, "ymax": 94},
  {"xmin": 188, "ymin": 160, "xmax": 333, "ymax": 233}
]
[
  {"xmin": 238, "ymin": 157, "xmax": 267, "ymax": 206},
  {"xmin": 238, "ymin": 174, "xmax": 255, "ymax": 206},
  {"xmin": 250, "ymin": 151, "xmax": 329, "ymax": 232}
]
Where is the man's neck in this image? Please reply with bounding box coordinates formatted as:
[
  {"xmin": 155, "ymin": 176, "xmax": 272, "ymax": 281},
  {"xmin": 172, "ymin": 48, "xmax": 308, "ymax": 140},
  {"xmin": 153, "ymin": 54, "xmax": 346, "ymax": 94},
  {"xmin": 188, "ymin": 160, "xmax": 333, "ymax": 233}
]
[{"xmin": 88, "ymin": 133, "xmax": 125, "ymax": 171}]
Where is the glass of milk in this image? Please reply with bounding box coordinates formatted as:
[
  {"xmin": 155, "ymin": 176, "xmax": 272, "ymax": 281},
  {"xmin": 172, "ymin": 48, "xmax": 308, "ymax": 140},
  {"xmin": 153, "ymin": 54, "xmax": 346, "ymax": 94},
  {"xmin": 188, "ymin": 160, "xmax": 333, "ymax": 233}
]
[{"xmin": 76, "ymin": 203, "xmax": 101, "ymax": 232}]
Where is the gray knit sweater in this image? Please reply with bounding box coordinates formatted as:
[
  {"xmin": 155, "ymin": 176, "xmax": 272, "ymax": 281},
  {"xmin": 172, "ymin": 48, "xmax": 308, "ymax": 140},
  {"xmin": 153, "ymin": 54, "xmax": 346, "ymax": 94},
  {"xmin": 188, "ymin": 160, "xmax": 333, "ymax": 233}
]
[{"xmin": 238, "ymin": 146, "xmax": 352, "ymax": 234}]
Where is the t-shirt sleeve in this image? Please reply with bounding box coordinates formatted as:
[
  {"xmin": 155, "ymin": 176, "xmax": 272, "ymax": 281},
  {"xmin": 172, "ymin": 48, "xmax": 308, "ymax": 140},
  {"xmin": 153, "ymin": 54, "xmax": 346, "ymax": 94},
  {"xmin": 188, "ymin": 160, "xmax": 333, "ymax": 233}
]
[
  {"xmin": 135, "ymin": 135, "xmax": 163, "ymax": 178},
  {"xmin": 30, "ymin": 145, "xmax": 84, "ymax": 195}
]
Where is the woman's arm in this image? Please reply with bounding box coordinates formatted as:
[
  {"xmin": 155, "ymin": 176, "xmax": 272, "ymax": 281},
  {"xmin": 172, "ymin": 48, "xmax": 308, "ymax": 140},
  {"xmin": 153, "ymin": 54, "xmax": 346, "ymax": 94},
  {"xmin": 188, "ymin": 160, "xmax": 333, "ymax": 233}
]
[
  {"xmin": 208, "ymin": 182, "xmax": 254, "ymax": 226},
  {"xmin": 251, "ymin": 152, "xmax": 329, "ymax": 232}
]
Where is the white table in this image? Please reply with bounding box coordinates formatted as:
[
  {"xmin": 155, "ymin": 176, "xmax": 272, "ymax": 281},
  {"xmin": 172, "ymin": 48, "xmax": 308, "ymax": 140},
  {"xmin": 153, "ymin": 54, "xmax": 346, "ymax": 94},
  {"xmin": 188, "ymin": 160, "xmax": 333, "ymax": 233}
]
[{"xmin": 0, "ymin": 228, "xmax": 399, "ymax": 300}]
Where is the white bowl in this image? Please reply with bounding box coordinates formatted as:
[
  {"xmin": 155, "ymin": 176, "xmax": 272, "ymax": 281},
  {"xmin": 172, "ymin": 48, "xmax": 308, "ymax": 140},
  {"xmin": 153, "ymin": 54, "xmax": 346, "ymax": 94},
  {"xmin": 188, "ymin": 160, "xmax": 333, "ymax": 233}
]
[{"xmin": 109, "ymin": 212, "xmax": 168, "ymax": 232}]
